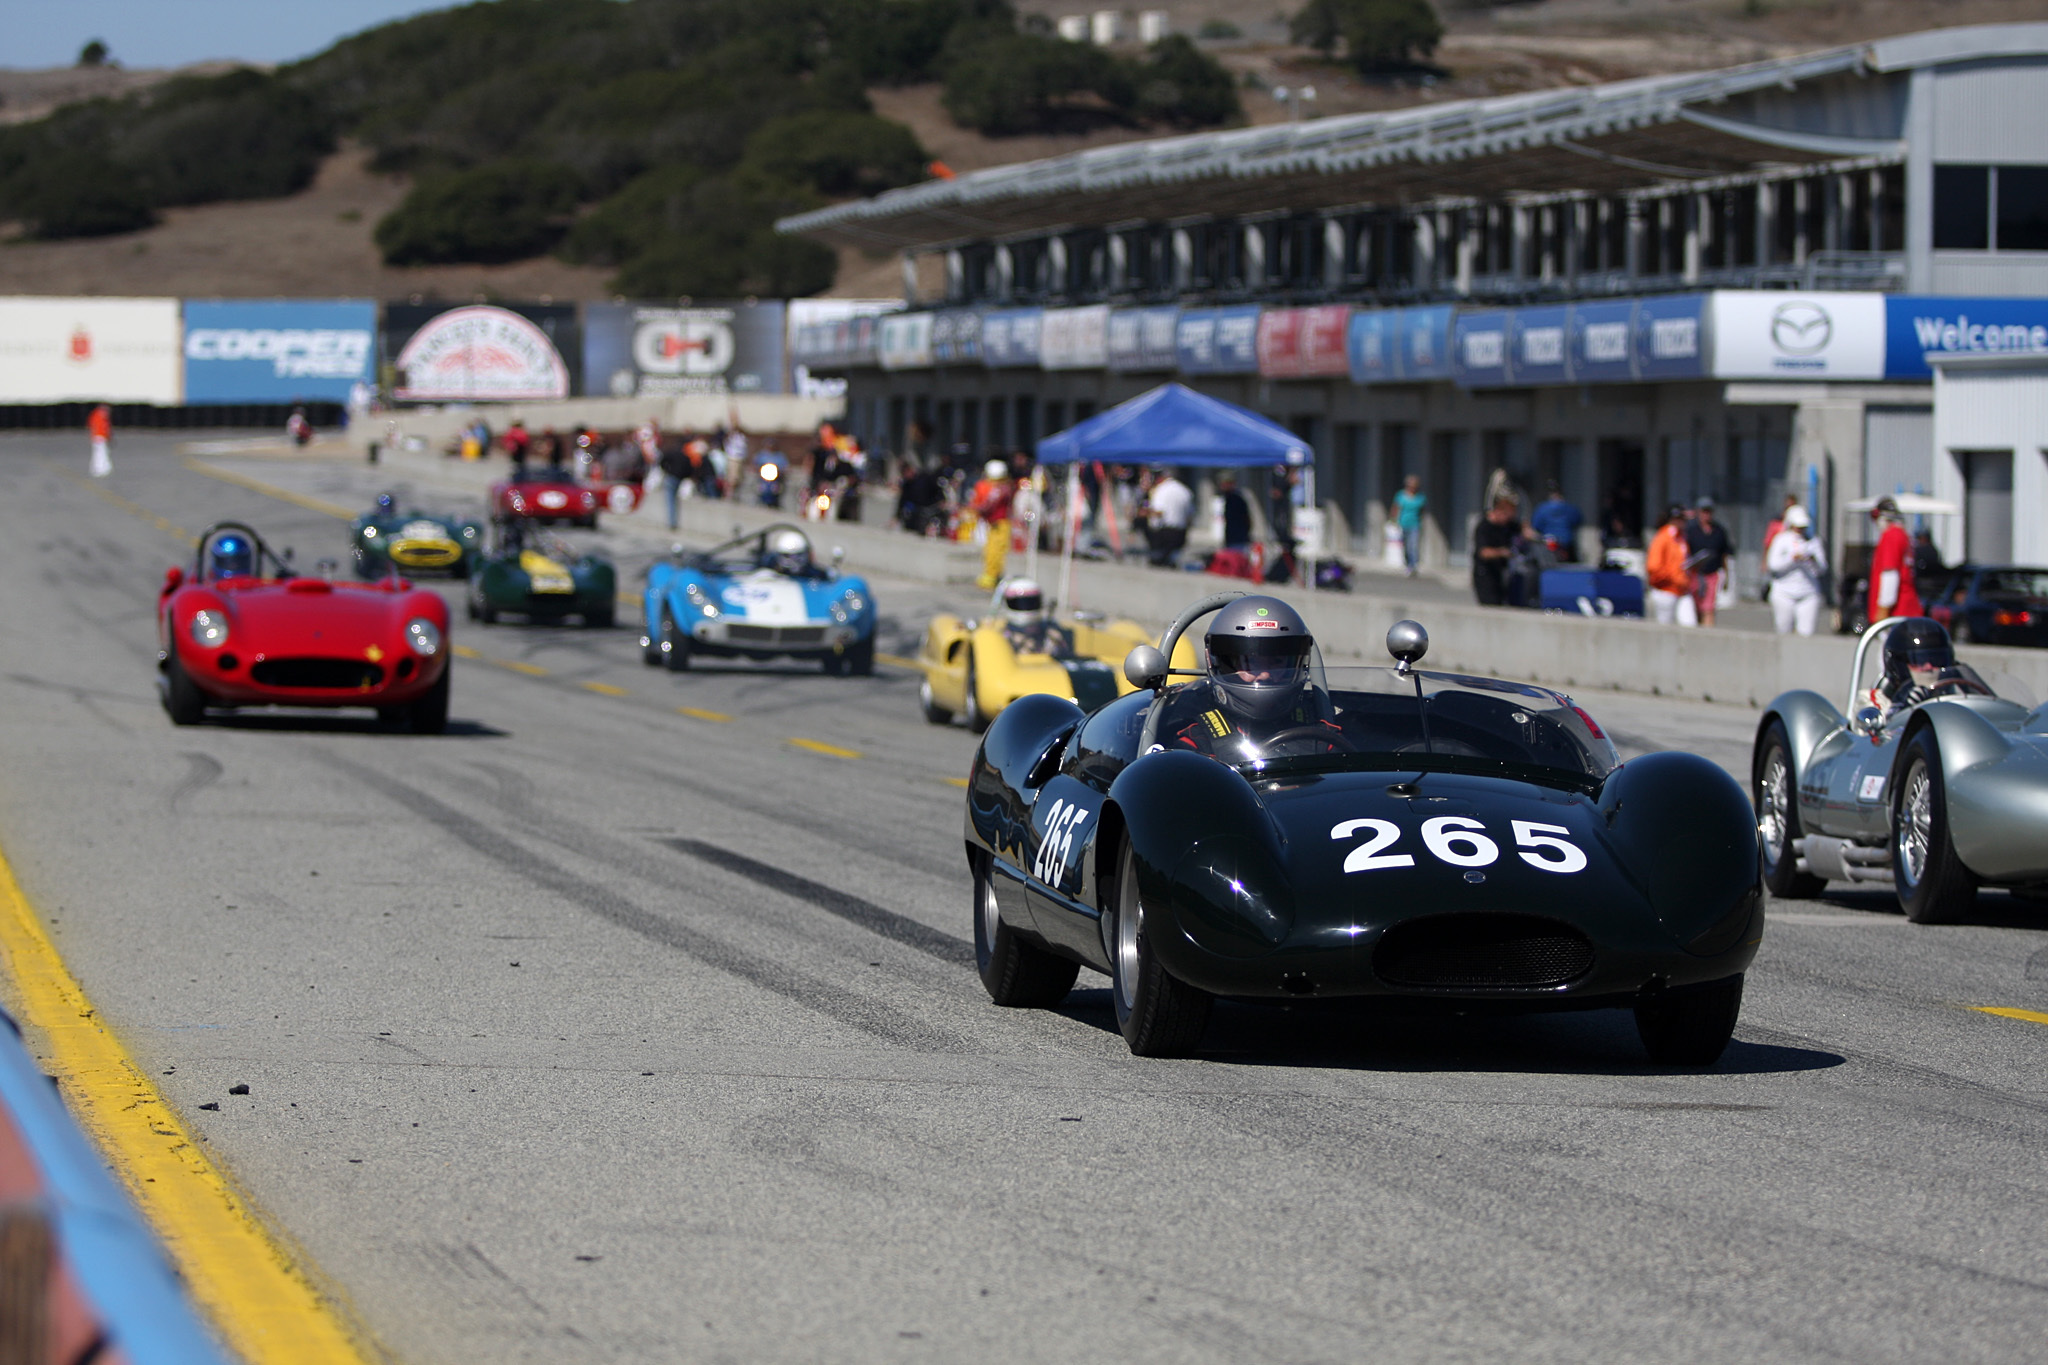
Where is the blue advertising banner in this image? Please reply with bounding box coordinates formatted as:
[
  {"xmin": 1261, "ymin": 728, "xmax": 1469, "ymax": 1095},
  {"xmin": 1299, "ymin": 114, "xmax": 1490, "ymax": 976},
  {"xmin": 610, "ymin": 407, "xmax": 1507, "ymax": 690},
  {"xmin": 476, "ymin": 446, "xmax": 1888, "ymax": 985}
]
[
  {"xmin": 1400, "ymin": 306, "xmax": 1454, "ymax": 381},
  {"xmin": 1453, "ymin": 310, "xmax": 1511, "ymax": 387},
  {"xmin": 930, "ymin": 308, "xmax": 984, "ymax": 366},
  {"xmin": 982, "ymin": 308, "xmax": 1042, "ymax": 368},
  {"xmin": 183, "ymin": 299, "xmax": 375, "ymax": 403},
  {"xmin": 1568, "ymin": 300, "xmax": 1636, "ymax": 385},
  {"xmin": 1634, "ymin": 293, "xmax": 1707, "ymax": 381},
  {"xmin": 1884, "ymin": 296, "xmax": 2048, "ymax": 379},
  {"xmin": 1177, "ymin": 306, "xmax": 1262, "ymax": 374},
  {"xmin": 1108, "ymin": 306, "xmax": 1179, "ymax": 372},
  {"xmin": 1347, "ymin": 309, "xmax": 1398, "ymax": 384},
  {"xmin": 1510, "ymin": 306, "xmax": 1571, "ymax": 387}
]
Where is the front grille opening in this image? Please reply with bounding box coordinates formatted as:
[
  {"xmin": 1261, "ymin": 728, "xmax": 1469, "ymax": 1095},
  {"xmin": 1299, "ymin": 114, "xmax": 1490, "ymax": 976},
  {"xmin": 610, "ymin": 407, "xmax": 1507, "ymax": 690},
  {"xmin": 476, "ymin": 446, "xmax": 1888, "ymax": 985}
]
[
  {"xmin": 1373, "ymin": 913, "xmax": 1593, "ymax": 989},
  {"xmin": 250, "ymin": 658, "xmax": 384, "ymax": 690}
]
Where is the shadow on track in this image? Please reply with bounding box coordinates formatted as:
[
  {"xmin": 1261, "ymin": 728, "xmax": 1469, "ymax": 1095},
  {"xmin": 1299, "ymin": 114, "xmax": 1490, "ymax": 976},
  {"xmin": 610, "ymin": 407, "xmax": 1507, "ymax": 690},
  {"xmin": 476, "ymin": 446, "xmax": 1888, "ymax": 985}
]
[{"xmin": 1043, "ymin": 985, "xmax": 1845, "ymax": 1077}]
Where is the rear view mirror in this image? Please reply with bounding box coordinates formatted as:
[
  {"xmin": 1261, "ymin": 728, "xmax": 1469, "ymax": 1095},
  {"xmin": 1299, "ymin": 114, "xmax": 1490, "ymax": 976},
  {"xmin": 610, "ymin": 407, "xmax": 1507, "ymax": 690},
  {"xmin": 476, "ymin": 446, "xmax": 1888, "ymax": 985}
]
[
  {"xmin": 162, "ymin": 566, "xmax": 185, "ymax": 591},
  {"xmin": 832, "ymin": 546, "xmax": 846, "ymax": 566},
  {"xmin": 1124, "ymin": 645, "xmax": 1167, "ymax": 691}
]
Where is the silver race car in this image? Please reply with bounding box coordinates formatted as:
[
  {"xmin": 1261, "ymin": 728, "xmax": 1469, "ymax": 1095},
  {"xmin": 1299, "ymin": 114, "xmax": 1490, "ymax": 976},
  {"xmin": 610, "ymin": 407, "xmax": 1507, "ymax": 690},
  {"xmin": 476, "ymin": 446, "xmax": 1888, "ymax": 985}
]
[{"xmin": 1753, "ymin": 617, "xmax": 2048, "ymax": 922}]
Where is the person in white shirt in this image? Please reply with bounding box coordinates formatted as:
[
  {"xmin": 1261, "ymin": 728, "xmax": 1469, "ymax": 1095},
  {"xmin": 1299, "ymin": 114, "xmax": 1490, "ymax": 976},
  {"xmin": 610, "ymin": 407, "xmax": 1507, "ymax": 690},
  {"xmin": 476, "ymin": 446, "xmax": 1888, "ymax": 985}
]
[
  {"xmin": 1765, "ymin": 505, "xmax": 1828, "ymax": 636},
  {"xmin": 1145, "ymin": 467, "xmax": 1192, "ymax": 567}
]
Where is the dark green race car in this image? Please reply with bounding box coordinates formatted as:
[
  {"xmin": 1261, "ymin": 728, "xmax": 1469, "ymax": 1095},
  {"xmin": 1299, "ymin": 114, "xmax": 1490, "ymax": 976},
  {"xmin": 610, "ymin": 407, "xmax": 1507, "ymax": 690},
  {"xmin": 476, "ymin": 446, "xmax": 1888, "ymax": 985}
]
[
  {"xmin": 351, "ymin": 494, "xmax": 482, "ymax": 579},
  {"xmin": 466, "ymin": 525, "xmax": 616, "ymax": 627}
]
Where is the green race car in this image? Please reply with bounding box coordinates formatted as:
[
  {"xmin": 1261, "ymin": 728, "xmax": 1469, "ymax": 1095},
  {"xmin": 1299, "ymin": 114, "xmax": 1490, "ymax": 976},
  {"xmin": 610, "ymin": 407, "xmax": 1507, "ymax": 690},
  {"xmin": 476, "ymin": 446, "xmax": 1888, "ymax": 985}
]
[
  {"xmin": 466, "ymin": 525, "xmax": 616, "ymax": 627},
  {"xmin": 352, "ymin": 493, "xmax": 482, "ymax": 579}
]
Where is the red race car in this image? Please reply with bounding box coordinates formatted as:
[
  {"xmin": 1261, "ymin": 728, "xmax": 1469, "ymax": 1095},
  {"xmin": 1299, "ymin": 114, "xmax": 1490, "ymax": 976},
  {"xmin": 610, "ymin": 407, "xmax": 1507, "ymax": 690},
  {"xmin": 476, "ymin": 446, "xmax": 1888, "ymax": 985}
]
[
  {"xmin": 491, "ymin": 467, "xmax": 601, "ymax": 526},
  {"xmin": 157, "ymin": 522, "xmax": 452, "ymax": 732}
]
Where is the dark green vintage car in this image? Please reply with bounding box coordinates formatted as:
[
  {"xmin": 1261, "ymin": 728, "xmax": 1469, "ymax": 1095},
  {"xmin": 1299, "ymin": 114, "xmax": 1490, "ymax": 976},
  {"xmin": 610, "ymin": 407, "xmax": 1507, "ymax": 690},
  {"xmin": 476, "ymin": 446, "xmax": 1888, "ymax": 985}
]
[
  {"xmin": 351, "ymin": 495, "xmax": 483, "ymax": 579},
  {"xmin": 466, "ymin": 526, "xmax": 616, "ymax": 627}
]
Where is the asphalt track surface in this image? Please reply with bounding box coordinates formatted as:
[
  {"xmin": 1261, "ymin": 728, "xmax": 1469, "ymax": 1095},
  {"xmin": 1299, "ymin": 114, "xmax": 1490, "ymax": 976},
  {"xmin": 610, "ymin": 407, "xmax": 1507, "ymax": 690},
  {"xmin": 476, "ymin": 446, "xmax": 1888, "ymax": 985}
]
[{"xmin": 2, "ymin": 432, "xmax": 2046, "ymax": 1364}]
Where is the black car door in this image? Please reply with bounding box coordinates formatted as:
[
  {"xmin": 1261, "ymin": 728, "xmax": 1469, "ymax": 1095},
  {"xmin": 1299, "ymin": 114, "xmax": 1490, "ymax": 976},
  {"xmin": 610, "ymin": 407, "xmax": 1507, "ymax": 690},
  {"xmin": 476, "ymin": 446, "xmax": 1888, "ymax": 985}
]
[{"xmin": 1021, "ymin": 690, "xmax": 1152, "ymax": 961}]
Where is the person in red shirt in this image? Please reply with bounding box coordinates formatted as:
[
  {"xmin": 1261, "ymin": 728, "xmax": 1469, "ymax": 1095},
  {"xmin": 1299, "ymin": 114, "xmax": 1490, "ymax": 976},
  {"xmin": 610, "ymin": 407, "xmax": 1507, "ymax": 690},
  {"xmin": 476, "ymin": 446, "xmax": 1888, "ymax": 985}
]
[
  {"xmin": 1867, "ymin": 496, "xmax": 1922, "ymax": 625},
  {"xmin": 87, "ymin": 404, "xmax": 113, "ymax": 478}
]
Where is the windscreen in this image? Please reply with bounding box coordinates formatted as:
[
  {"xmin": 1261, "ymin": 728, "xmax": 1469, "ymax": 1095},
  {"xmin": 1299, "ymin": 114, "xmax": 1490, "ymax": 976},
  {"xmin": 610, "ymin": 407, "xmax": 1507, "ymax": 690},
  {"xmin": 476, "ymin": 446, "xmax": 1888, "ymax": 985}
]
[
  {"xmin": 1150, "ymin": 666, "xmax": 1619, "ymax": 784},
  {"xmin": 1982, "ymin": 570, "xmax": 2048, "ymax": 598}
]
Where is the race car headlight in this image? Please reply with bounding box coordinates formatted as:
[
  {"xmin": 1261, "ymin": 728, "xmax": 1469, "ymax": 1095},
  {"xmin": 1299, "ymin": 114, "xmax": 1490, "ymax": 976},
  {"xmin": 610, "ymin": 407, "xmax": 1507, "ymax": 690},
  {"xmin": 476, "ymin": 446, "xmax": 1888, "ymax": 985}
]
[
  {"xmin": 188, "ymin": 610, "xmax": 229, "ymax": 648},
  {"xmin": 362, "ymin": 526, "xmax": 378, "ymax": 538},
  {"xmin": 460, "ymin": 525, "xmax": 477, "ymax": 539},
  {"xmin": 840, "ymin": 591, "xmax": 866, "ymax": 613},
  {"xmin": 581, "ymin": 492, "xmax": 596, "ymax": 509},
  {"xmin": 404, "ymin": 617, "xmax": 442, "ymax": 656},
  {"xmin": 685, "ymin": 584, "xmax": 720, "ymax": 617}
]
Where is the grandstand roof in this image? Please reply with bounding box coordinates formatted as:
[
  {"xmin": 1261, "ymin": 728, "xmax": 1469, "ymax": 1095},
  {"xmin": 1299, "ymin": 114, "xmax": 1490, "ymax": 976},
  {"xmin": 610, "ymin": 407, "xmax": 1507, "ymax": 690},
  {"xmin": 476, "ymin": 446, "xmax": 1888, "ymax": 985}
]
[{"xmin": 779, "ymin": 24, "xmax": 2048, "ymax": 251}]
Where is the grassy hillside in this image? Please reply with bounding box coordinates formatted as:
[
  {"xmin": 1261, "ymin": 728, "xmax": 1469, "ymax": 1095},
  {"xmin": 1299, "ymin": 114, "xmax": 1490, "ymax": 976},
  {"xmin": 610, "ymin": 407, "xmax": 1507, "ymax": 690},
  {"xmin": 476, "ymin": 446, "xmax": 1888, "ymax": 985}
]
[{"xmin": 0, "ymin": 0, "xmax": 2038, "ymax": 300}]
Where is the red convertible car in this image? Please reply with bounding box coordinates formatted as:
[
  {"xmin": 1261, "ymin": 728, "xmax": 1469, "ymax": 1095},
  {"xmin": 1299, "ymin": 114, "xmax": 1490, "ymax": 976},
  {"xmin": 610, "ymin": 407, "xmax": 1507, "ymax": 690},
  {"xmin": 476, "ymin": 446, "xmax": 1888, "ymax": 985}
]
[
  {"xmin": 491, "ymin": 467, "xmax": 601, "ymax": 526},
  {"xmin": 157, "ymin": 523, "xmax": 452, "ymax": 732}
]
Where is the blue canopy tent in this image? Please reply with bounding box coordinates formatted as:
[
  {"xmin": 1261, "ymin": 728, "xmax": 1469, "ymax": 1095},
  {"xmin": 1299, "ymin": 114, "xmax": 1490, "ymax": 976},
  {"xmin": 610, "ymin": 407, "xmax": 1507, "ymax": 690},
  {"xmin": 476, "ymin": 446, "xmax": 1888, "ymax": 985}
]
[
  {"xmin": 1033, "ymin": 383, "xmax": 1315, "ymax": 603},
  {"xmin": 1034, "ymin": 382, "xmax": 1311, "ymax": 467}
]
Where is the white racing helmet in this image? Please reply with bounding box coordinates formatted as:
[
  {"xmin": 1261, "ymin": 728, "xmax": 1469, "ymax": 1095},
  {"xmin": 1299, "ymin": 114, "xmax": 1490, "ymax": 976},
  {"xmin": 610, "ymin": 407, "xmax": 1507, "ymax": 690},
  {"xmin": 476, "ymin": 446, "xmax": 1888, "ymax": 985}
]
[
  {"xmin": 1205, "ymin": 595, "xmax": 1313, "ymax": 723},
  {"xmin": 766, "ymin": 526, "xmax": 811, "ymax": 574},
  {"xmin": 984, "ymin": 459, "xmax": 1008, "ymax": 481},
  {"xmin": 1001, "ymin": 578, "xmax": 1043, "ymax": 628}
]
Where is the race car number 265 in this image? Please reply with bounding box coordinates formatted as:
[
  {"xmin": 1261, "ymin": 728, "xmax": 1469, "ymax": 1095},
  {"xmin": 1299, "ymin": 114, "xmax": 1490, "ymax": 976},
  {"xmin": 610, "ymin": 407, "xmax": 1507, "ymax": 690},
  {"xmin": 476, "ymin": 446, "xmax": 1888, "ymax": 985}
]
[
  {"xmin": 1034, "ymin": 799, "xmax": 1091, "ymax": 885},
  {"xmin": 1330, "ymin": 817, "xmax": 1587, "ymax": 874}
]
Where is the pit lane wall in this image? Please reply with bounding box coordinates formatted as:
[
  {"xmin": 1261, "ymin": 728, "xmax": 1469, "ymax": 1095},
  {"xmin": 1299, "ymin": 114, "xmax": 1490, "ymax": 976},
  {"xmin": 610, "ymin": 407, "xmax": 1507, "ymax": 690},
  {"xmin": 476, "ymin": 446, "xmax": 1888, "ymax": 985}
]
[{"xmin": 358, "ymin": 438, "xmax": 2048, "ymax": 709}]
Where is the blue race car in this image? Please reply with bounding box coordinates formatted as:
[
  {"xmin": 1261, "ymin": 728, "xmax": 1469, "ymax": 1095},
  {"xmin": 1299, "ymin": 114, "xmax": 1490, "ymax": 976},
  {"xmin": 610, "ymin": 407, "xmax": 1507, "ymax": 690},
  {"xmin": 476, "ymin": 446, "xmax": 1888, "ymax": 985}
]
[{"xmin": 641, "ymin": 523, "xmax": 876, "ymax": 674}]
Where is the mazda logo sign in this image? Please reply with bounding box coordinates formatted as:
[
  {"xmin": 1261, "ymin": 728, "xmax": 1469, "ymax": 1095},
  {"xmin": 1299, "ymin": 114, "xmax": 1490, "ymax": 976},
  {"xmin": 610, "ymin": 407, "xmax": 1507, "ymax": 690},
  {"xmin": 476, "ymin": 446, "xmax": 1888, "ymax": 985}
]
[{"xmin": 1771, "ymin": 301, "xmax": 1832, "ymax": 356}]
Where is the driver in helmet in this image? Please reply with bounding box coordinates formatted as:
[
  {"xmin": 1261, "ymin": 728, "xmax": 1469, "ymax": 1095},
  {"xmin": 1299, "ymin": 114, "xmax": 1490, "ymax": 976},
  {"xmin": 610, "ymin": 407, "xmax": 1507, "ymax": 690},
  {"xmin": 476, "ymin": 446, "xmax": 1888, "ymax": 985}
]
[
  {"xmin": 761, "ymin": 526, "xmax": 814, "ymax": 577},
  {"xmin": 206, "ymin": 531, "xmax": 256, "ymax": 581},
  {"xmin": 998, "ymin": 577, "xmax": 1068, "ymax": 656},
  {"xmin": 1167, "ymin": 596, "xmax": 1340, "ymax": 759},
  {"xmin": 1870, "ymin": 616, "xmax": 1983, "ymax": 715}
]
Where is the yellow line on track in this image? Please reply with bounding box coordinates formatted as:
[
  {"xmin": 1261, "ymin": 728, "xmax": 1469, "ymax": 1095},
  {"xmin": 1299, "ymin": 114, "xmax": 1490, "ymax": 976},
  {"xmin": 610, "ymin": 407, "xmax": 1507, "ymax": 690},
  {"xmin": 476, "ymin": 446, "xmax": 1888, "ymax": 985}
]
[
  {"xmin": 677, "ymin": 707, "xmax": 733, "ymax": 723},
  {"xmin": 495, "ymin": 660, "xmax": 548, "ymax": 677},
  {"xmin": 582, "ymin": 681, "xmax": 629, "ymax": 697},
  {"xmin": 451, "ymin": 644, "xmax": 481, "ymax": 659},
  {"xmin": 1973, "ymin": 1006, "xmax": 2048, "ymax": 1027},
  {"xmin": 182, "ymin": 458, "xmax": 355, "ymax": 520},
  {"xmin": 876, "ymin": 652, "xmax": 923, "ymax": 671},
  {"xmin": 52, "ymin": 466, "xmax": 194, "ymax": 543},
  {"xmin": 944, "ymin": 776, "xmax": 970, "ymax": 788},
  {"xmin": 789, "ymin": 737, "xmax": 861, "ymax": 759},
  {"xmin": 0, "ymin": 842, "xmax": 372, "ymax": 1364}
]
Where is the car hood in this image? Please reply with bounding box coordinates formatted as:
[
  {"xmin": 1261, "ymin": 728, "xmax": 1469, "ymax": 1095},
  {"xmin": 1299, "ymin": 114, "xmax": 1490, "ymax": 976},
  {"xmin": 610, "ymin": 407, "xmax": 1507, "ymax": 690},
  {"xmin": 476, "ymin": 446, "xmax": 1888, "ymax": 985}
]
[{"xmin": 214, "ymin": 581, "xmax": 418, "ymax": 639}]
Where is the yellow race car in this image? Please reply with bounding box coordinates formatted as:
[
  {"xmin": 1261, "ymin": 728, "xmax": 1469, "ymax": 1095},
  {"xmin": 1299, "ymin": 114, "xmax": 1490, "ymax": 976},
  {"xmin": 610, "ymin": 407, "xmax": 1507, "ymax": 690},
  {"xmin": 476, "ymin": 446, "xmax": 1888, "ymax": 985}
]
[{"xmin": 917, "ymin": 579, "xmax": 1198, "ymax": 730}]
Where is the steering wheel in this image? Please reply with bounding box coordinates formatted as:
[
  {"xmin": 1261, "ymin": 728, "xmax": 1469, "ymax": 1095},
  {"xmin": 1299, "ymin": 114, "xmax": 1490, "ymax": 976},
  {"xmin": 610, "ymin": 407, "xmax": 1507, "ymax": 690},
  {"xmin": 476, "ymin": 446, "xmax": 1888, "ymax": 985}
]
[{"xmin": 1261, "ymin": 724, "xmax": 1355, "ymax": 754}]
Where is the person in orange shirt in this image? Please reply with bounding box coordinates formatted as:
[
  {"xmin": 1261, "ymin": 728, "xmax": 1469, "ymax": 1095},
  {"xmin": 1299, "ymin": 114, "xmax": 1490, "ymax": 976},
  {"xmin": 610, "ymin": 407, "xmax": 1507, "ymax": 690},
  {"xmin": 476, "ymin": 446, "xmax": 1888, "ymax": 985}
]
[
  {"xmin": 87, "ymin": 404, "xmax": 113, "ymax": 478},
  {"xmin": 972, "ymin": 458, "xmax": 1014, "ymax": 589},
  {"xmin": 1867, "ymin": 496, "xmax": 1922, "ymax": 625},
  {"xmin": 1645, "ymin": 503, "xmax": 1697, "ymax": 626}
]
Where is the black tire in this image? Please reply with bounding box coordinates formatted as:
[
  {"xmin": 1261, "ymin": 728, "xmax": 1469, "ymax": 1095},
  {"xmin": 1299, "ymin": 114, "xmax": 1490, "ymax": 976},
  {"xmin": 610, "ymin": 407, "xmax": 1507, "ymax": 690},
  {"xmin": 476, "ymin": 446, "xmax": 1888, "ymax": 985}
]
[
  {"xmin": 453, "ymin": 556, "xmax": 471, "ymax": 581},
  {"xmin": 1635, "ymin": 974, "xmax": 1743, "ymax": 1067},
  {"xmin": 1108, "ymin": 839, "xmax": 1211, "ymax": 1057},
  {"xmin": 660, "ymin": 610, "xmax": 691, "ymax": 671},
  {"xmin": 162, "ymin": 653, "xmax": 207, "ymax": 727},
  {"xmin": 846, "ymin": 638, "xmax": 875, "ymax": 676},
  {"xmin": 821, "ymin": 650, "xmax": 846, "ymax": 676},
  {"xmin": 973, "ymin": 856, "xmax": 1079, "ymax": 1007},
  {"xmin": 1754, "ymin": 719, "xmax": 1824, "ymax": 899},
  {"xmin": 964, "ymin": 654, "xmax": 991, "ymax": 733},
  {"xmin": 465, "ymin": 592, "xmax": 480, "ymax": 622},
  {"xmin": 471, "ymin": 582, "xmax": 498, "ymax": 625},
  {"xmin": 1893, "ymin": 730, "xmax": 1977, "ymax": 924},
  {"xmin": 640, "ymin": 630, "xmax": 662, "ymax": 666},
  {"xmin": 918, "ymin": 675, "xmax": 953, "ymax": 725},
  {"xmin": 584, "ymin": 605, "xmax": 614, "ymax": 629},
  {"xmin": 406, "ymin": 667, "xmax": 450, "ymax": 735}
]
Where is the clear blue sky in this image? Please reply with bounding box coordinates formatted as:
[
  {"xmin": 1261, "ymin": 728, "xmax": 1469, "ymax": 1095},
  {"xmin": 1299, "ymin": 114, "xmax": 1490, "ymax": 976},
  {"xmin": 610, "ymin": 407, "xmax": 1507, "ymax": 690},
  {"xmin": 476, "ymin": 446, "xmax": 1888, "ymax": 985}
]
[{"xmin": 0, "ymin": 0, "xmax": 485, "ymax": 69}]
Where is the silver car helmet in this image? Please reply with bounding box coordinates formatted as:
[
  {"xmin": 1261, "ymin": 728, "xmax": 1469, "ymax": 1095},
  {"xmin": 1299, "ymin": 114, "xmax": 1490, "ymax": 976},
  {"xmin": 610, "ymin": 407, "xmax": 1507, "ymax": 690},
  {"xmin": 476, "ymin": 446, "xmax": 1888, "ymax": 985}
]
[
  {"xmin": 1204, "ymin": 596, "xmax": 1312, "ymax": 723},
  {"xmin": 766, "ymin": 526, "xmax": 811, "ymax": 575},
  {"xmin": 1002, "ymin": 578, "xmax": 1043, "ymax": 628}
]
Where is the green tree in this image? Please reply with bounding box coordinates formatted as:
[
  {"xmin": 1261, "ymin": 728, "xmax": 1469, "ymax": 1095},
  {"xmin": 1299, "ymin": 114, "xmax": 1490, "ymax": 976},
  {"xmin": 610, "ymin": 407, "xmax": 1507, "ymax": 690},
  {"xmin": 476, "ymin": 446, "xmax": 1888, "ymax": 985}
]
[
  {"xmin": 1135, "ymin": 35, "xmax": 1242, "ymax": 129},
  {"xmin": 740, "ymin": 111, "xmax": 928, "ymax": 198},
  {"xmin": 1290, "ymin": 0, "xmax": 1443, "ymax": 72},
  {"xmin": 374, "ymin": 160, "xmax": 582, "ymax": 265},
  {"xmin": 77, "ymin": 40, "xmax": 109, "ymax": 67},
  {"xmin": 941, "ymin": 29, "xmax": 1134, "ymax": 135}
]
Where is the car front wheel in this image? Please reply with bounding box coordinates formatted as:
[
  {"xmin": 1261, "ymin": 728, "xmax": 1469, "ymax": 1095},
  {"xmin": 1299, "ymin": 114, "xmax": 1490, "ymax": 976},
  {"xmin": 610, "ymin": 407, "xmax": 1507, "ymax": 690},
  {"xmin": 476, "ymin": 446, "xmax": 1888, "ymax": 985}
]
[
  {"xmin": 1635, "ymin": 974, "xmax": 1743, "ymax": 1067},
  {"xmin": 1754, "ymin": 720, "xmax": 1824, "ymax": 899},
  {"xmin": 163, "ymin": 653, "xmax": 207, "ymax": 726},
  {"xmin": 973, "ymin": 856, "xmax": 1078, "ymax": 1007},
  {"xmin": 661, "ymin": 610, "xmax": 691, "ymax": 671},
  {"xmin": 1108, "ymin": 839, "xmax": 1211, "ymax": 1057},
  {"xmin": 919, "ymin": 675, "xmax": 952, "ymax": 725},
  {"xmin": 406, "ymin": 667, "xmax": 450, "ymax": 735},
  {"xmin": 964, "ymin": 654, "xmax": 990, "ymax": 733},
  {"xmin": 1894, "ymin": 731, "xmax": 1976, "ymax": 924}
]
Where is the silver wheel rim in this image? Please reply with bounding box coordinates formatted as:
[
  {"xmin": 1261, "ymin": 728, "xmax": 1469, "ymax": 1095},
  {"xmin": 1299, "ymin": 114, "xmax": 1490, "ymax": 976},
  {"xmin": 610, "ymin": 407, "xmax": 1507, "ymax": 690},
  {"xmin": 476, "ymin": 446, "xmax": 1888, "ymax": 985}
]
[
  {"xmin": 920, "ymin": 677, "xmax": 935, "ymax": 712},
  {"xmin": 979, "ymin": 871, "xmax": 1000, "ymax": 952},
  {"xmin": 1758, "ymin": 746, "xmax": 1792, "ymax": 866},
  {"xmin": 1116, "ymin": 855, "xmax": 1141, "ymax": 1013},
  {"xmin": 1898, "ymin": 761, "xmax": 1932, "ymax": 888}
]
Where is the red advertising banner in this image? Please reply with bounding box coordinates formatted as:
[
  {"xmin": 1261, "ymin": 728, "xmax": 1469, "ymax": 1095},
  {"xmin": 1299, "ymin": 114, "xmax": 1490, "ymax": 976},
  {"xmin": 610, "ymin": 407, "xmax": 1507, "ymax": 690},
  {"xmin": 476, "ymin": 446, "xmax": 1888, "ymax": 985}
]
[{"xmin": 1257, "ymin": 305, "xmax": 1352, "ymax": 379}]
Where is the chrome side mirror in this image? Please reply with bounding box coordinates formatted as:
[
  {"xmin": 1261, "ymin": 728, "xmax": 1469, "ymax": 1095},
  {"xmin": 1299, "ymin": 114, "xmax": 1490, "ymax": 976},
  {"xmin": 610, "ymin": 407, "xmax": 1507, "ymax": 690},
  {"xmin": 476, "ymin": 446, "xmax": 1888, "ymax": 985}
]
[
  {"xmin": 1386, "ymin": 619, "xmax": 1429, "ymax": 673},
  {"xmin": 832, "ymin": 545, "xmax": 845, "ymax": 566},
  {"xmin": 1855, "ymin": 706, "xmax": 1884, "ymax": 734},
  {"xmin": 1124, "ymin": 644, "xmax": 1167, "ymax": 691}
]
